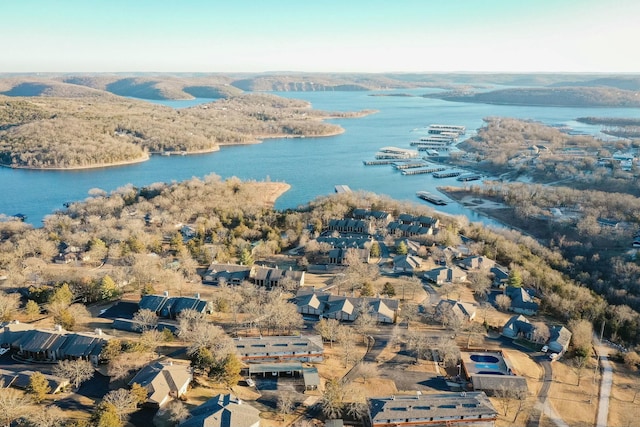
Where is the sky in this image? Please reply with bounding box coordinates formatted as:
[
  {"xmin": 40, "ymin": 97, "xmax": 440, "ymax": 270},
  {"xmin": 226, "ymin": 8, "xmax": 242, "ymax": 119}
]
[{"xmin": 3, "ymin": 0, "xmax": 639, "ymax": 73}]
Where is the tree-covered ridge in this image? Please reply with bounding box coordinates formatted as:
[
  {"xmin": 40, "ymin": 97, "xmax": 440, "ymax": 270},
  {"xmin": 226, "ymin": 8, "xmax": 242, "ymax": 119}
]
[
  {"xmin": 0, "ymin": 93, "xmax": 357, "ymax": 169},
  {"xmin": 427, "ymin": 86, "xmax": 640, "ymax": 107},
  {"xmin": 451, "ymin": 117, "xmax": 640, "ymax": 193}
]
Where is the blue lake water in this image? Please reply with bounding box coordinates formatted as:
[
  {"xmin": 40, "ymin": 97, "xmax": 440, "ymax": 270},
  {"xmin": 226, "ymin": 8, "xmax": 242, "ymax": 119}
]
[{"xmin": 2, "ymin": 88, "xmax": 639, "ymax": 226}]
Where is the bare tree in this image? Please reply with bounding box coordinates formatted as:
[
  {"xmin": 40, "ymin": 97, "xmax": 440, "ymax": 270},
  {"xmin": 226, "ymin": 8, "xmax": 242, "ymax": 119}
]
[
  {"xmin": 315, "ymin": 318, "xmax": 340, "ymax": 348},
  {"xmin": 277, "ymin": 392, "xmax": 296, "ymax": 420},
  {"xmin": 495, "ymin": 294, "xmax": 511, "ymax": 311},
  {"xmin": 102, "ymin": 388, "xmax": 139, "ymax": 421},
  {"xmin": 132, "ymin": 308, "xmax": 158, "ymax": 332},
  {"xmin": 337, "ymin": 325, "xmax": 357, "ymax": 368},
  {"xmin": 570, "ymin": 355, "xmax": 589, "ymax": 386},
  {"xmin": 25, "ymin": 405, "xmax": 65, "ymax": 427},
  {"xmin": 468, "ymin": 272, "xmax": 491, "ymax": 300},
  {"xmin": 166, "ymin": 400, "xmax": 190, "ymax": 424},
  {"xmin": 53, "ymin": 359, "xmax": 95, "ymax": 389},
  {"xmin": 0, "ymin": 385, "xmax": 34, "ymax": 426},
  {"xmin": 321, "ymin": 378, "xmax": 346, "ymax": 420},
  {"xmin": 355, "ymin": 362, "xmax": 379, "ymax": 384},
  {"xmin": 531, "ymin": 322, "xmax": 550, "ymax": 343},
  {"xmin": 0, "ymin": 291, "xmax": 20, "ymax": 321}
]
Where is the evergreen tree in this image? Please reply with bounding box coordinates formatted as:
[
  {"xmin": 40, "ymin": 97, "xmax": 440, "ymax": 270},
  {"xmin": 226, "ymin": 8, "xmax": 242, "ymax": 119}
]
[
  {"xmin": 507, "ymin": 269, "xmax": 523, "ymax": 288},
  {"xmin": 396, "ymin": 241, "xmax": 408, "ymax": 255},
  {"xmin": 27, "ymin": 371, "xmax": 51, "ymax": 402},
  {"xmin": 239, "ymin": 248, "xmax": 254, "ymax": 266},
  {"xmin": 370, "ymin": 242, "xmax": 381, "ymax": 258},
  {"xmin": 382, "ymin": 282, "xmax": 396, "ymax": 297}
]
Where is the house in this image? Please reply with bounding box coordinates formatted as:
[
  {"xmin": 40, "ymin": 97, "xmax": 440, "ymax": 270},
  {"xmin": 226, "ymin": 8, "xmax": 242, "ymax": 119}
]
[
  {"xmin": 471, "ymin": 374, "xmax": 528, "ymax": 397},
  {"xmin": 0, "ymin": 369, "xmax": 70, "ymax": 393},
  {"xmin": 501, "ymin": 315, "xmax": 534, "ymax": 340},
  {"xmin": 368, "ymin": 299, "xmax": 397, "ymax": 324},
  {"xmin": 316, "ymin": 235, "xmax": 372, "ymax": 249},
  {"xmin": 251, "ymin": 266, "xmax": 305, "ymax": 288},
  {"xmin": 234, "ymin": 335, "xmax": 324, "ymax": 363},
  {"xmin": 179, "ymin": 393, "xmax": 260, "ymax": 427},
  {"xmin": 490, "ymin": 266, "xmax": 509, "ymax": 287},
  {"xmin": 368, "ymin": 392, "xmax": 497, "ymax": 427},
  {"xmin": 435, "ymin": 299, "xmax": 476, "ymax": 323},
  {"xmin": 423, "ymin": 267, "xmax": 467, "ymax": 285},
  {"xmin": 352, "ymin": 209, "xmax": 393, "ymax": 224},
  {"xmin": 392, "ymin": 254, "xmax": 422, "ymax": 274},
  {"xmin": 4, "ymin": 325, "xmax": 110, "ymax": 365},
  {"xmin": 294, "ymin": 289, "xmax": 399, "ymax": 324},
  {"xmin": 328, "ymin": 248, "xmax": 370, "ymax": 265},
  {"xmin": 128, "ymin": 360, "xmax": 192, "ymax": 407},
  {"xmin": 138, "ymin": 293, "xmax": 210, "ymax": 319},
  {"xmin": 505, "ymin": 286, "xmax": 539, "ymax": 315},
  {"xmin": 324, "ymin": 298, "xmax": 357, "ymax": 321},
  {"xmin": 459, "ymin": 256, "xmax": 496, "ymax": 271},
  {"xmin": 203, "ymin": 263, "xmax": 252, "ymax": 285},
  {"xmin": 327, "ymin": 219, "xmax": 372, "ymax": 235},
  {"xmin": 548, "ymin": 326, "xmax": 572, "ymax": 354}
]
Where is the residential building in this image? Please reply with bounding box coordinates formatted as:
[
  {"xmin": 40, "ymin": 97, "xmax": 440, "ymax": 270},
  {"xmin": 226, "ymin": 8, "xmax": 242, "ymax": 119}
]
[
  {"xmin": 504, "ymin": 286, "xmax": 539, "ymax": 315},
  {"xmin": 328, "ymin": 248, "xmax": 371, "ymax": 265},
  {"xmin": 203, "ymin": 263, "xmax": 252, "ymax": 285},
  {"xmin": 501, "ymin": 315, "xmax": 534, "ymax": 340},
  {"xmin": 234, "ymin": 335, "xmax": 324, "ymax": 363},
  {"xmin": 368, "ymin": 392, "xmax": 497, "ymax": 427},
  {"xmin": 294, "ymin": 289, "xmax": 399, "ymax": 324},
  {"xmin": 178, "ymin": 393, "xmax": 260, "ymax": 427},
  {"xmin": 459, "ymin": 256, "xmax": 496, "ymax": 271},
  {"xmin": 327, "ymin": 218, "xmax": 372, "ymax": 235},
  {"xmin": 393, "ymin": 254, "xmax": 422, "ymax": 274},
  {"xmin": 138, "ymin": 292, "xmax": 210, "ymax": 319},
  {"xmin": 128, "ymin": 360, "xmax": 192, "ymax": 407},
  {"xmin": 435, "ymin": 299, "xmax": 476, "ymax": 324},
  {"xmin": 1, "ymin": 324, "xmax": 110, "ymax": 366},
  {"xmin": 251, "ymin": 266, "xmax": 305, "ymax": 288},
  {"xmin": 548, "ymin": 326, "xmax": 572, "ymax": 354},
  {"xmin": 424, "ymin": 266, "xmax": 467, "ymax": 285}
]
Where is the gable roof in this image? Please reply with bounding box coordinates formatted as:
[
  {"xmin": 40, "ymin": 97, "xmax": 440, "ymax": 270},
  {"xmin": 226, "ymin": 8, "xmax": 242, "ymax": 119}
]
[
  {"xmin": 234, "ymin": 335, "xmax": 324, "ymax": 357},
  {"xmin": 129, "ymin": 360, "xmax": 191, "ymax": 406},
  {"xmin": 502, "ymin": 315, "xmax": 534, "ymax": 336},
  {"xmin": 549, "ymin": 325, "xmax": 572, "ymax": 348},
  {"xmin": 179, "ymin": 393, "xmax": 260, "ymax": 427}
]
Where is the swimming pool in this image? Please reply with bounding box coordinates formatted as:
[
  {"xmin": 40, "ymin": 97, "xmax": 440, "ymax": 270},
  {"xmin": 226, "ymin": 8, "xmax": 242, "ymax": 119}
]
[
  {"xmin": 471, "ymin": 354, "xmax": 500, "ymax": 363},
  {"xmin": 475, "ymin": 363, "xmax": 499, "ymax": 370}
]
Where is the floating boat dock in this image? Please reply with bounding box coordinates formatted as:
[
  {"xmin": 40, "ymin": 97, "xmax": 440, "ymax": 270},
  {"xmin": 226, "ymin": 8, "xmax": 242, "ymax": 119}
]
[
  {"xmin": 456, "ymin": 173, "xmax": 483, "ymax": 182},
  {"xmin": 416, "ymin": 191, "xmax": 448, "ymax": 205},
  {"xmin": 428, "ymin": 124, "xmax": 466, "ymax": 135},
  {"xmin": 401, "ymin": 167, "xmax": 446, "ymax": 175},
  {"xmin": 433, "ymin": 170, "xmax": 462, "ymax": 178},
  {"xmin": 334, "ymin": 185, "xmax": 352, "ymax": 194},
  {"xmin": 363, "ymin": 159, "xmax": 413, "ymax": 165},
  {"xmin": 394, "ymin": 161, "xmax": 428, "ymax": 170}
]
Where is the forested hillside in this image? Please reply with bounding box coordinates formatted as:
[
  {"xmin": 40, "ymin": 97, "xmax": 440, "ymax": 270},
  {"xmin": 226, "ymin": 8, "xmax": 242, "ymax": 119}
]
[{"xmin": 0, "ymin": 93, "xmax": 358, "ymax": 169}]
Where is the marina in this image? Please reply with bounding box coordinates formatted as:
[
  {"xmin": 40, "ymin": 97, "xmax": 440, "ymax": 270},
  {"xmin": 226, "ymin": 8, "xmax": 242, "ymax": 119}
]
[
  {"xmin": 416, "ymin": 191, "xmax": 448, "ymax": 205},
  {"xmin": 428, "ymin": 124, "xmax": 466, "ymax": 135}
]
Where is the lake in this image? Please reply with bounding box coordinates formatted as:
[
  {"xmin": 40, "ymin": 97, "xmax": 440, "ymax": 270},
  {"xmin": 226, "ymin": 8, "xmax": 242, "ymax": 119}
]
[{"xmin": 1, "ymin": 88, "xmax": 638, "ymax": 226}]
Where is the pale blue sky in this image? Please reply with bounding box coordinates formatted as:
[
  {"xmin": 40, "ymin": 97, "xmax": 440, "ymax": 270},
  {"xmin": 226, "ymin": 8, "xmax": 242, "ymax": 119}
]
[{"xmin": 3, "ymin": 0, "xmax": 638, "ymax": 73}]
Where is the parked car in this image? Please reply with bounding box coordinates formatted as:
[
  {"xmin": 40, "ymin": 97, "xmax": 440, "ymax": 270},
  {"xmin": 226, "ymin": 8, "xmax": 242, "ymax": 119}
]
[
  {"xmin": 245, "ymin": 378, "xmax": 255, "ymax": 387},
  {"xmin": 549, "ymin": 353, "xmax": 559, "ymax": 361},
  {"xmin": 541, "ymin": 345, "xmax": 549, "ymax": 353}
]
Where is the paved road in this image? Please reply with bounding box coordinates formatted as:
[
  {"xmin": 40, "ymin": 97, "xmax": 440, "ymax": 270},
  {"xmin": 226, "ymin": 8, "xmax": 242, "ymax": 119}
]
[{"xmin": 595, "ymin": 344, "xmax": 613, "ymax": 427}]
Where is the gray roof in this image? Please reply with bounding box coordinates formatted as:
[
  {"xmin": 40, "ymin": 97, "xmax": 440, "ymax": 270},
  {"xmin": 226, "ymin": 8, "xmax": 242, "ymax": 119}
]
[
  {"xmin": 179, "ymin": 393, "xmax": 260, "ymax": 427},
  {"xmin": 549, "ymin": 325, "xmax": 572, "ymax": 347},
  {"xmin": 13, "ymin": 330, "xmax": 67, "ymax": 353},
  {"xmin": 472, "ymin": 374, "xmax": 528, "ymax": 395},
  {"xmin": 502, "ymin": 315, "xmax": 534, "ymax": 337},
  {"xmin": 248, "ymin": 362, "xmax": 303, "ymax": 374},
  {"xmin": 235, "ymin": 335, "xmax": 323, "ymax": 358},
  {"xmin": 302, "ymin": 367, "xmax": 320, "ymax": 387},
  {"xmin": 369, "ymin": 392, "xmax": 497, "ymax": 424}
]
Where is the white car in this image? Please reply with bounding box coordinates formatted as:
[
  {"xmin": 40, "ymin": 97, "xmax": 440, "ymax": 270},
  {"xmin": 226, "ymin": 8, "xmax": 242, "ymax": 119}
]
[
  {"xmin": 549, "ymin": 353, "xmax": 559, "ymax": 361},
  {"xmin": 245, "ymin": 378, "xmax": 255, "ymax": 387},
  {"xmin": 541, "ymin": 345, "xmax": 549, "ymax": 353}
]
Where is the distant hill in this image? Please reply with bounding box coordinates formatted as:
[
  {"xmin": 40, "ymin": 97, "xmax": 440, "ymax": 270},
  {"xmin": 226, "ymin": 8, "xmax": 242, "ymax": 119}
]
[
  {"xmin": 549, "ymin": 76, "xmax": 640, "ymax": 91},
  {"xmin": 425, "ymin": 86, "xmax": 640, "ymax": 107},
  {"xmin": 0, "ymin": 78, "xmax": 116, "ymax": 99}
]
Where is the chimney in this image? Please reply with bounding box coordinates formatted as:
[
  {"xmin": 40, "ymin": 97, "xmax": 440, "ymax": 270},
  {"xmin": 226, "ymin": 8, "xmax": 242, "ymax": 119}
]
[
  {"xmin": 195, "ymin": 293, "xmax": 200, "ymax": 299},
  {"xmin": 54, "ymin": 324, "xmax": 63, "ymax": 331},
  {"xmin": 163, "ymin": 290, "xmax": 169, "ymax": 297},
  {"xmin": 94, "ymin": 328, "xmax": 103, "ymax": 336}
]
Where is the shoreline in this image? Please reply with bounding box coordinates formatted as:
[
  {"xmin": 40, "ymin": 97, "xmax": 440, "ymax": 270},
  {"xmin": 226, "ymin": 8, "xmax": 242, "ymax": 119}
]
[{"xmin": 0, "ymin": 152, "xmax": 151, "ymax": 171}]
